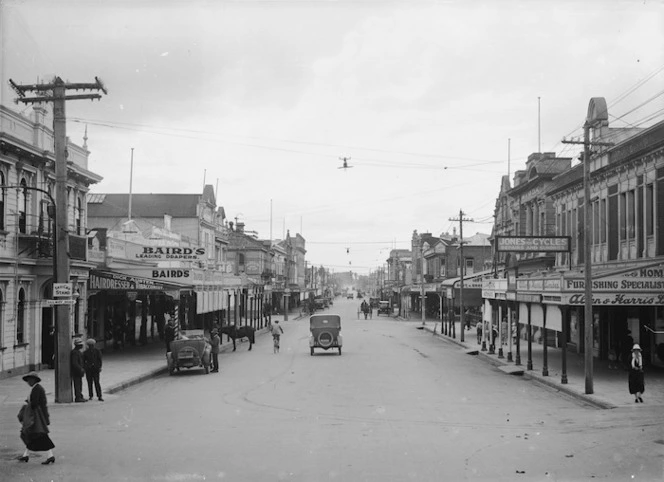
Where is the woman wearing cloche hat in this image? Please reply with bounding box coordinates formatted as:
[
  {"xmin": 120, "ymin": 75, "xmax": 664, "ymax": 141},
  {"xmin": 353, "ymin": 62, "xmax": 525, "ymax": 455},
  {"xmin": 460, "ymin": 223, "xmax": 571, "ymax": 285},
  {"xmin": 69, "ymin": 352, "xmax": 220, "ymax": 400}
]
[
  {"xmin": 628, "ymin": 343, "xmax": 645, "ymax": 403},
  {"xmin": 18, "ymin": 371, "xmax": 56, "ymax": 464}
]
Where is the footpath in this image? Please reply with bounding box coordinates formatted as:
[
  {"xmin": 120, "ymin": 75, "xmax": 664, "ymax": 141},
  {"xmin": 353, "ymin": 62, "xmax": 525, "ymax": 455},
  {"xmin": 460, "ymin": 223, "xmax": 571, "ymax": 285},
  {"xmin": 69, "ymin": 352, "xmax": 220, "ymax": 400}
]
[
  {"xmin": 404, "ymin": 316, "xmax": 664, "ymax": 409},
  {"xmin": 0, "ymin": 314, "xmax": 297, "ymax": 414}
]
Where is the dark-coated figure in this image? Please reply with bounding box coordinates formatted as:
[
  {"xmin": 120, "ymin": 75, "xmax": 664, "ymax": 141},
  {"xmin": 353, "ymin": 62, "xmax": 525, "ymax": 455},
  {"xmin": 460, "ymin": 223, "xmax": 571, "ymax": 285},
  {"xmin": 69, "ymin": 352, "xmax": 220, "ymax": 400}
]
[
  {"xmin": 70, "ymin": 338, "xmax": 86, "ymax": 402},
  {"xmin": 18, "ymin": 372, "xmax": 55, "ymax": 464},
  {"xmin": 83, "ymin": 338, "xmax": 104, "ymax": 401}
]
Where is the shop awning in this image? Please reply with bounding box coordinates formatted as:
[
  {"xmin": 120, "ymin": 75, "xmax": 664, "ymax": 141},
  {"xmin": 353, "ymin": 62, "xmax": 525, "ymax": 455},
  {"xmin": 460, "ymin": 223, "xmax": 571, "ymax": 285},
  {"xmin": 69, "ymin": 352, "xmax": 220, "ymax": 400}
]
[
  {"xmin": 441, "ymin": 269, "xmax": 494, "ymax": 289},
  {"xmin": 196, "ymin": 289, "xmax": 228, "ymax": 314},
  {"xmin": 88, "ymin": 270, "xmax": 188, "ymax": 292}
]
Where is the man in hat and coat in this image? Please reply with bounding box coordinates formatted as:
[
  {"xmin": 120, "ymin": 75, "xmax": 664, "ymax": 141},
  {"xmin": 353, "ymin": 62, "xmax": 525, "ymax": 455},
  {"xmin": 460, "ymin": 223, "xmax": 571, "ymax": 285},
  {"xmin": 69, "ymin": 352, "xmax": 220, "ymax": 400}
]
[
  {"xmin": 210, "ymin": 329, "xmax": 221, "ymax": 373},
  {"xmin": 70, "ymin": 338, "xmax": 86, "ymax": 402},
  {"xmin": 18, "ymin": 372, "xmax": 55, "ymax": 464},
  {"xmin": 83, "ymin": 338, "xmax": 104, "ymax": 401}
]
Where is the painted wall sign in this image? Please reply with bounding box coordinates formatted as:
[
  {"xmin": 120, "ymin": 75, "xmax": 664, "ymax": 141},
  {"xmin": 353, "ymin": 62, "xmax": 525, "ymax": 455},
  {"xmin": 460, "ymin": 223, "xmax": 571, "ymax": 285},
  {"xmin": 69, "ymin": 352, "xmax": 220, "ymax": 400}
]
[
  {"xmin": 88, "ymin": 271, "xmax": 164, "ymax": 291},
  {"xmin": 125, "ymin": 244, "xmax": 206, "ymax": 261},
  {"xmin": 495, "ymin": 236, "xmax": 571, "ymax": 252},
  {"xmin": 564, "ymin": 277, "xmax": 664, "ymax": 293},
  {"xmin": 564, "ymin": 293, "xmax": 664, "ymax": 306}
]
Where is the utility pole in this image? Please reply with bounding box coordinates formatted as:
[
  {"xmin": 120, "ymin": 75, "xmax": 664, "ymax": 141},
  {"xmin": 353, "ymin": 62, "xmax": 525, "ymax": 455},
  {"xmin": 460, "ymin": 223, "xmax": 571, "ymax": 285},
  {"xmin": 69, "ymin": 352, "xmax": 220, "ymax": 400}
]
[
  {"xmin": 10, "ymin": 76, "xmax": 107, "ymax": 403},
  {"xmin": 450, "ymin": 210, "xmax": 473, "ymax": 342},
  {"xmin": 561, "ymin": 98, "xmax": 612, "ymax": 394},
  {"xmin": 420, "ymin": 238, "xmax": 426, "ymax": 326}
]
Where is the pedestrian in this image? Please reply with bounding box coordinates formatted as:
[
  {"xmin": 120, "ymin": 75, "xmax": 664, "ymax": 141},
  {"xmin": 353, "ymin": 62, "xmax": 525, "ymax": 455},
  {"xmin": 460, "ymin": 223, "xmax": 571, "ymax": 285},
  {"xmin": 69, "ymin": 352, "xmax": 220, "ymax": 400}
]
[
  {"xmin": 164, "ymin": 318, "xmax": 176, "ymax": 353},
  {"xmin": 70, "ymin": 338, "xmax": 86, "ymax": 403},
  {"xmin": 476, "ymin": 322, "xmax": 483, "ymax": 345},
  {"xmin": 607, "ymin": 346, "xmax": 618, "ymax": 370},
  {"xmin": 491, "ymin": 324, "xmax": 499, "ymax": 348},
  {"xmin": 628, "ymin": 343, "xmax": 645, "ymax": 403},
  {"xmin": 18, "ymin": 371, "xmax": 55, "ymax": 464},
  {"xmin": 83, "ymin": 338, "xmax": 104, "ymax": 401},
  {"xmin": 210, "ymin": 329, "xmax": 221, "ymax": 373}
]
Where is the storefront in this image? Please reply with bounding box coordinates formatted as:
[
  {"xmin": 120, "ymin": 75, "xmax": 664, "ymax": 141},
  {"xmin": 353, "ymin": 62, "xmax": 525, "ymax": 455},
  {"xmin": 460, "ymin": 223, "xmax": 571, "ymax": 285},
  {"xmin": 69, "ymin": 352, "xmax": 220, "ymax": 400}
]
[{"xmin": 86, "ymin": 270, "xmax": 187, "ymax": 350}]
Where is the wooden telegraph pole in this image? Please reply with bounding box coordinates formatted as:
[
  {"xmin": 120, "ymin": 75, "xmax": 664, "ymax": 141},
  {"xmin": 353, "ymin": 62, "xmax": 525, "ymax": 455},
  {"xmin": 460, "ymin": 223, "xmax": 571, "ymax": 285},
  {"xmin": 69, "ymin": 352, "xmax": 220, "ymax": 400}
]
[
  {"xmin": 450, "ymin": 210, "xmax": 473, "ymax": 342},
  {"xmin": 561, "ymin": 98, "xmax": 612, "ymax": 394},
  {"xmin": 10, "ymin": 77, "xmax": 107, "ymax": 403}
]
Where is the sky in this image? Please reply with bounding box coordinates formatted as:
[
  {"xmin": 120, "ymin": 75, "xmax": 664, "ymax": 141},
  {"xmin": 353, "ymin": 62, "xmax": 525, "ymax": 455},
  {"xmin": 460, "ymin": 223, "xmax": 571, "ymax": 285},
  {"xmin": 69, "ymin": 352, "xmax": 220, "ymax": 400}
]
[{"xmin": 1, "ymin": 0, "xmax": 663, "ymax": 275}]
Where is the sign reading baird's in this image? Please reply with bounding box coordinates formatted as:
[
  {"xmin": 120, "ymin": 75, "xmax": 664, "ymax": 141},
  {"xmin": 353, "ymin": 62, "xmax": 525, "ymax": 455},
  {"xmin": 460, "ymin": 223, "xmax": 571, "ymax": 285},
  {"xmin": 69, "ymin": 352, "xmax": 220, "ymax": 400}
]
[
  {"xmin": 125, "ymin": 244, "xmax": 206, "ymax": 261},
  {"xmin": 495, "ymin": 236, "xmax": 570, "ymax": 252}
]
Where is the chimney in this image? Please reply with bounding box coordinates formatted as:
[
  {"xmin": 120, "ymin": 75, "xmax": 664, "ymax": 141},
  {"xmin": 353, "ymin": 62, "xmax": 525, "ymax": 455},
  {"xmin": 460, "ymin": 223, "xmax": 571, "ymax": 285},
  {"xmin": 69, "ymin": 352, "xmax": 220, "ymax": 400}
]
[{"xmin": 236, "ymin": 222, "xmax": 245, "ymax": 233}]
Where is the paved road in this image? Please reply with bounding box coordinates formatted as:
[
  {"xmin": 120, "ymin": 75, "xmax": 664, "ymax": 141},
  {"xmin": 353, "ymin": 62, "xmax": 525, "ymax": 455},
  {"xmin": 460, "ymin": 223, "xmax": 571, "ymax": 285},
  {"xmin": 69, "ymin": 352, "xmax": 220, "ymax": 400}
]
[{"xmin": 2, "ymin": 297, "xmax": 662, "ymax": 481}]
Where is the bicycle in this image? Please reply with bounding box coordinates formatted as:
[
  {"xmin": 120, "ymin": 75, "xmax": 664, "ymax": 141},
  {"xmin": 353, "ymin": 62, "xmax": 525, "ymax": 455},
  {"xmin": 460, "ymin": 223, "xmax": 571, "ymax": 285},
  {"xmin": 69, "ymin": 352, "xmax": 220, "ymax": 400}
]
[{"xmin": 273, "ymin": 334, "xmax": 280, "ymax": 353}]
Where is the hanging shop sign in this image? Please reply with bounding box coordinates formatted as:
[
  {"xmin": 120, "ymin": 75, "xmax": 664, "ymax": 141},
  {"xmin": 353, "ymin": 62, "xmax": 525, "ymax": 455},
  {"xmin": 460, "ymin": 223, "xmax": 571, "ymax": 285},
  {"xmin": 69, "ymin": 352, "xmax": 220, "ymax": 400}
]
[
  {"xmin": 564, "ymin": 276, "xmax": 664, "ymax": 293},
  {"xmin": 495, "ymin": 236, "xmax": 571, "ymax": 253},
  {"xmin": 563, "ymin": 293, "xmax": 664, "ymax": 306},
  {"xmin": 88, "ymin": 271, "xmax": 165, "ymax": 291},
  {"xmin": 125, "ymin": 244, "xmax": 206, "ymax": 261}
]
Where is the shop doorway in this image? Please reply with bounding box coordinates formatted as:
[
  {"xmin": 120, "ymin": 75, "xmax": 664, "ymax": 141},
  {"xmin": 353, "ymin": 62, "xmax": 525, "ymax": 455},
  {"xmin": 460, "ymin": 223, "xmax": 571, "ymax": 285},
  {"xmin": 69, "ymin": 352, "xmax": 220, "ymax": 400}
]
[{"xmin": 41, "ymin": 307, "xmax": 54, "ymax": 369}]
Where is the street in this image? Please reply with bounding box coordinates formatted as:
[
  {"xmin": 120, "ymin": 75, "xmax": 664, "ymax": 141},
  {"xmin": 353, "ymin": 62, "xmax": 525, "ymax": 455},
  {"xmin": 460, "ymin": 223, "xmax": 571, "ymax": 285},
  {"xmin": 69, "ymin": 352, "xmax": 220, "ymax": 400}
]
[{"xmin": 3, "ymin": 297, "xmax": 662, "ymax": 481}]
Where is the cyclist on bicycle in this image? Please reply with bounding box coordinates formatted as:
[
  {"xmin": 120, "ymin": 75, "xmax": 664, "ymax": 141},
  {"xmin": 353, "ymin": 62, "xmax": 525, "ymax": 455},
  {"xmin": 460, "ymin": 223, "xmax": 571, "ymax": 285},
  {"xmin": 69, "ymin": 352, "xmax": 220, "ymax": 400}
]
[{"xmin": 271, "ymin": 320, "xmax": 284, "ymax": 352}]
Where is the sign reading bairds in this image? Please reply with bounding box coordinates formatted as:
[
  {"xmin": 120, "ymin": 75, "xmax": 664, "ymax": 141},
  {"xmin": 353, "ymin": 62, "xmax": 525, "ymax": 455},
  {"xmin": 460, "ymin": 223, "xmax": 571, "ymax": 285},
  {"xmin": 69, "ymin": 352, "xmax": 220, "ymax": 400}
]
[
  {"xmin": 495, "ymin": 236, "xmax": 571, "ymax": 253},
  {"xmin": 125, "ymin": 245, "xmax": 206, "ymax": 261}
]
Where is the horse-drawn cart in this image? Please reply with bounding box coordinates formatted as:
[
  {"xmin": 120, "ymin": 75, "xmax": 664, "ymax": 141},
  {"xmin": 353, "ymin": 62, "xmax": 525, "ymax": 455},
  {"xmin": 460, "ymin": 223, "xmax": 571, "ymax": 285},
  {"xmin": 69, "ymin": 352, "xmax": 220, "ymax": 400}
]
[{"xmin": 167, "ymin": 332, "xmax": 212, "ymax": 375}]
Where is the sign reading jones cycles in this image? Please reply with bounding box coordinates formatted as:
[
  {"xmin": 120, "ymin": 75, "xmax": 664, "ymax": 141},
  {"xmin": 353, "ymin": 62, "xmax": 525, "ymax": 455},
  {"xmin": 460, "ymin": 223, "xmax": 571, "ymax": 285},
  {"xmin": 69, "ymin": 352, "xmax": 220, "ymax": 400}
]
[
  {"xmin": 125, "ymin": 245, "xmax": 206, "ymax": 261},
  {"xmin": 495, "ymin": 236, "xmax": 571, "ymax": 252}
]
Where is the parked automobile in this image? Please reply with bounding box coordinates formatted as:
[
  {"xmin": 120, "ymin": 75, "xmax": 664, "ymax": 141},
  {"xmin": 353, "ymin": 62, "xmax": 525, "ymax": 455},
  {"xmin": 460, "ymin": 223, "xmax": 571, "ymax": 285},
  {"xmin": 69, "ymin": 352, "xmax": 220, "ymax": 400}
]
[
  {"xmin": 167, "ymin": 332, "xmax": 211, "ymax": 375},
  {"xmin": 309, "ymin": 314, "xmax": 342, "ymax": 355},
  {"xmin": 377, "ymin": 301, "xmax": 392, "ymax": 316}
]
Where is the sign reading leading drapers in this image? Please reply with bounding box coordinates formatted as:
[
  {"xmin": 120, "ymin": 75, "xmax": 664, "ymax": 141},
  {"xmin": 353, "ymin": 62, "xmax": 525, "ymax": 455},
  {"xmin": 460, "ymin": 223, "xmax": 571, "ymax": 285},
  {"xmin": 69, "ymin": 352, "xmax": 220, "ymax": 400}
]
[{"xmin": 124, "ymin": 244, "xmax": 206, "ymax": 261}]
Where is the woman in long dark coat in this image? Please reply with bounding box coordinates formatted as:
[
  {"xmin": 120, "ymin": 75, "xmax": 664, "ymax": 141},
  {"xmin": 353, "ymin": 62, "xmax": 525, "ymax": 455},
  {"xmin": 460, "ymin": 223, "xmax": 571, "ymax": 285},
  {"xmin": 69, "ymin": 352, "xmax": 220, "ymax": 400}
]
[
  {"xmin": 628, "ymin": 344, "xmax": 645, "ymax": 403},
  {"xmin": 18, "ymin": 372, "xmax": 55, "ymax": 464}
]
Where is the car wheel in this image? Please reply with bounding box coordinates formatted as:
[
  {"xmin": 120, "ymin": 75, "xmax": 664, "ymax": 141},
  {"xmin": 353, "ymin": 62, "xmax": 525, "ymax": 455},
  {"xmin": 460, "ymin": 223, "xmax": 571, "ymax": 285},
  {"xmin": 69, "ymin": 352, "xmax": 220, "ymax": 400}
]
[
  {"xmin": 310, "ymin": 347, "xmax": 314, "ymax": 356},
  {"xmin": 338, "ymin": 347, "xmax": 342, "ymax": 355}
]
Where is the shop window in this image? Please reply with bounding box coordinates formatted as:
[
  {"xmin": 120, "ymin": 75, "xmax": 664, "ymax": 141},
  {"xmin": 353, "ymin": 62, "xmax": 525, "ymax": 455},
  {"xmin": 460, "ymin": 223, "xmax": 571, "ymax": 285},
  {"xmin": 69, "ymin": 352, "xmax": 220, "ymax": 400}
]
[
  {"xmin": 75, "ymin": 197, "xmax": 83, "ymax": 235},
  {"xmin": 16, "ymin": 288, "xmax": 25, "ymax": 344},
  {"xmin": 646, "ymin": 183, "xmax": 654, "ymax": 236},
  {"xmin": 627, "ymin": 189, "xmax": 635, "ymax": 239},
  {"xmin": 0, "ymin": 172, "xmax": 5, "ymax": 230},
  {"xmin": 19, "ymin": 178, "xmax": 28, "ymax": 234},
  {"xmin": 619, "ymin": 192, "xmax": 626, "ymax": 240},
  {"xmin": 600, "ymin": 199, "xmax": 607, "ymax": 243},
  {"xmin": 0, "ymin": 289, "xmax": 3, "ymax": 345}
]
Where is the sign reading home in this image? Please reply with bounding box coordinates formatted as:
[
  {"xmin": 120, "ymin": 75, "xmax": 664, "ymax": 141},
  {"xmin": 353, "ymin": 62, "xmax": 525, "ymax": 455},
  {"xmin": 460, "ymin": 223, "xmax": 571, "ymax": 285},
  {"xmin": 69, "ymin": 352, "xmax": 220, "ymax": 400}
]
[
  {"xmin": 495, "ymin": 236, "xmax": 571, "ymax": 253},
  {"xmin": 125, "ymin": 245, "xmax": 206, "ymax": 261}
]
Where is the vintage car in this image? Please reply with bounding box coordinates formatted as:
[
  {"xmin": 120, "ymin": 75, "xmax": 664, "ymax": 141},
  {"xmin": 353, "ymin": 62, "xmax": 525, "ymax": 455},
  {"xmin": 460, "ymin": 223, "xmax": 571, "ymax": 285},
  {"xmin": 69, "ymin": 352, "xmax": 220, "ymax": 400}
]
[
  {"xmin": 309, "ymin": 314, "xmax": 342, "ymax": 356},
  {"xmin": 346, "ymin": 293, "xmax": 353, "ymax": 299},
  {"xmin": 377, "ymin": 301, "xmax": 392, "ymax": 316},
  {"xmin": 167, "ymin": 331, "xmax": 212, "ymax": 375}
]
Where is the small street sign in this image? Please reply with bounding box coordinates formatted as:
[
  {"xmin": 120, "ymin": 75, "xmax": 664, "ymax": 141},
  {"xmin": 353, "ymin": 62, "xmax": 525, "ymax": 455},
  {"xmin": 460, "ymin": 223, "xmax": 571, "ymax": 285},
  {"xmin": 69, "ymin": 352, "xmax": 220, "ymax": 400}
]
[
  {"xmin": 53, "ymin": 283, "xmax": 72, "ymax": 297},
  {"xmin": 47, "ymin": 299, "xmax": 76, "ymax": 305}
]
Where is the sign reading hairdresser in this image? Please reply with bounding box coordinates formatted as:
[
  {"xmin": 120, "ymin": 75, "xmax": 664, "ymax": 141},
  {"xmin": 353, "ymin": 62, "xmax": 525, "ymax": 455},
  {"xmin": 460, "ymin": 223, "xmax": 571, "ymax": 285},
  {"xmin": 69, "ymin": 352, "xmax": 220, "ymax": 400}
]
[{"xmin": 495, "ymin": 236, "xmax": 571, "ymax": 253}]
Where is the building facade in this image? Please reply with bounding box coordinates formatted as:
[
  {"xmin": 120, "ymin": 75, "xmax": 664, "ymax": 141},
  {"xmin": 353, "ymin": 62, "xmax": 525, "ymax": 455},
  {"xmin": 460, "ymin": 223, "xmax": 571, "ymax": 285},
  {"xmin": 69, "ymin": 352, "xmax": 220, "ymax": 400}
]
[{"xmin": 0, "ymin": 105, "xmax": 101, "ymax": 378}]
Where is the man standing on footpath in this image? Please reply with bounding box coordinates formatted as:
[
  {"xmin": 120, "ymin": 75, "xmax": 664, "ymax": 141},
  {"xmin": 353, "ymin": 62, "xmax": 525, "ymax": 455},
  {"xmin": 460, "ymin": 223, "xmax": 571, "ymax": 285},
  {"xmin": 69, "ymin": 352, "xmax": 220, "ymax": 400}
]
[
  {"xmin": 210, "ymin": 329, "xmax": 221, "ymax": 373},
  {"xmin": 70, "ymin": 338, "xmax": 86, "ymax": 402},
  {"xmin": 83, "ymin": 338, "xmax": 104, "ymax": 401},
  {"xmin": 164, "ymin": 318, "xmax": 176, "ymax": 353}
]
